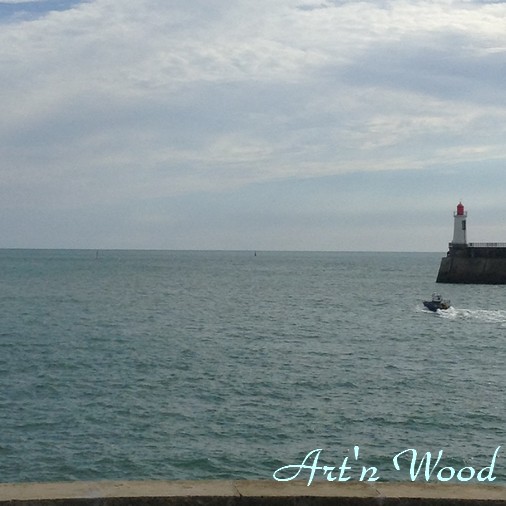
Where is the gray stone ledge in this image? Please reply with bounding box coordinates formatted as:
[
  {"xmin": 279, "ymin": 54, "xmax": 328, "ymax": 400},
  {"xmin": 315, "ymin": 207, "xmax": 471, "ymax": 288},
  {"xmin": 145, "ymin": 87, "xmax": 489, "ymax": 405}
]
[{"xmin": 0, "ymin": 481, "xmax": 505, "ymax": 505}]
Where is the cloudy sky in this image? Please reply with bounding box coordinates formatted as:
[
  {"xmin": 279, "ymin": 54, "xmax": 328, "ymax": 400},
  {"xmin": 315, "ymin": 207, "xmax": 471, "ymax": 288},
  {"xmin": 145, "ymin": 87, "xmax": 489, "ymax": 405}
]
[{"xmin": 1, "ymin": 0, "xmax": 506, "ymax": 251}]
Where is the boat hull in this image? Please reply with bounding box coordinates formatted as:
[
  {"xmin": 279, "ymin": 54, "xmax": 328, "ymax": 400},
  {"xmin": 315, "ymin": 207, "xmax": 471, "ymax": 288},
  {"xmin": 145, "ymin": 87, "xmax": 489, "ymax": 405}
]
[{"xmin": 423, "ymin": 301, "xmax": 449, "ymax": 312}]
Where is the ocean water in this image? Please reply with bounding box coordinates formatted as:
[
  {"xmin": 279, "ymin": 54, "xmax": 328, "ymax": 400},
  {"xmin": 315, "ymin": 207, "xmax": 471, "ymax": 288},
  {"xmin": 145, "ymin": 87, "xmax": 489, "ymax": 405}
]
[{"xmin": 1, "ymin": 249, "xmax": 505, "ymax": 484}]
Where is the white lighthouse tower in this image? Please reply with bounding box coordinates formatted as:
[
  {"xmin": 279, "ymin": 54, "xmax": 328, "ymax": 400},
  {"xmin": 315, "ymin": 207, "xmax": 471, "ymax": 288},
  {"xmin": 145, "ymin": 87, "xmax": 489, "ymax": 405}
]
[{"xmin": 452, "ymin": 202, "xmax": 467, "ymax": 245}]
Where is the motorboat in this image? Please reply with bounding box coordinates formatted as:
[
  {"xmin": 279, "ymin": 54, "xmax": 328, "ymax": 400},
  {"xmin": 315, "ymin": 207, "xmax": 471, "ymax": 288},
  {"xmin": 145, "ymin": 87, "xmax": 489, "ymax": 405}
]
[{"xmin": 423, "ymin": 293, "xmax": 451, "ymax": 312}]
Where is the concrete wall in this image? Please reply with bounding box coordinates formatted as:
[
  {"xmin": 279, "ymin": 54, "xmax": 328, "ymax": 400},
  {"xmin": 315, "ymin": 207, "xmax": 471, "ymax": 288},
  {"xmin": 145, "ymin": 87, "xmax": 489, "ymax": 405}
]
[
  {"xmin": 437, "ymin": 257, "xmax": 506, "ymax": 284},
  {"xmin": 1, "ymin": 481, "xmax": 506, "ymax": 506}
]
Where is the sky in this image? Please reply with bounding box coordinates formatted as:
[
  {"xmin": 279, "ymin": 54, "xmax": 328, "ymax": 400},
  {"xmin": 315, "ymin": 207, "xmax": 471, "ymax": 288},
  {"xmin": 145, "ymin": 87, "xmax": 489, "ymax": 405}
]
[{"xmin": 1, "ymin": 0, "xmax": 506, "ymax": 251}]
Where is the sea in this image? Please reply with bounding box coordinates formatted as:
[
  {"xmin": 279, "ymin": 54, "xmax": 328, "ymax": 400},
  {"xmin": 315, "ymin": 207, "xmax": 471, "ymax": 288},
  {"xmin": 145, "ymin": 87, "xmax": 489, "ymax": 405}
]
[{"xmin": 1, "ymin": 249, "xmax": 505, "ymax": 484}]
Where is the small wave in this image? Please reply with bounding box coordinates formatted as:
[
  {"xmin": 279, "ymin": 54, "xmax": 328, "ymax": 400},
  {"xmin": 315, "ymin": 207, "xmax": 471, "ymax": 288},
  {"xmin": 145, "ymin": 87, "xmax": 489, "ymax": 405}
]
[{"xmin": 434, "ymin": 306, "xmax": 458, "ymax": 319}]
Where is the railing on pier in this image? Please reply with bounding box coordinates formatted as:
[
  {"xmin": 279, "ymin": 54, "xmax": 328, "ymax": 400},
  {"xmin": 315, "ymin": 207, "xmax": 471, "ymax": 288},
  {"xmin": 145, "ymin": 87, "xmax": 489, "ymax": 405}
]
[{"xmin": 469, "ymin": 242, "xmax": 506, "ymax": 248}]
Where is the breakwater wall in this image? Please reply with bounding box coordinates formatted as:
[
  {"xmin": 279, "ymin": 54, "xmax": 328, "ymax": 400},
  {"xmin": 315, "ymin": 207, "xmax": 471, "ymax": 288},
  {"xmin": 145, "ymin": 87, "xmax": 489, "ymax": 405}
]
[
  {"xmin": 1, "ymin": 480, "xmax": 506, "ymax": 506},
  {"xmin": 436, "ymin": 257, "xmax": 506, "ymax": 284}
]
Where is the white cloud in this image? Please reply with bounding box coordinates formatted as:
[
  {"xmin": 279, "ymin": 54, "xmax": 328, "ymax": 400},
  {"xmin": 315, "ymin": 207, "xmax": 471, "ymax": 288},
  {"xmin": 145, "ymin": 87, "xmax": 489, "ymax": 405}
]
[{"xmin": 1, "ymin": 0, "xmax": 506, "ymax": 248}]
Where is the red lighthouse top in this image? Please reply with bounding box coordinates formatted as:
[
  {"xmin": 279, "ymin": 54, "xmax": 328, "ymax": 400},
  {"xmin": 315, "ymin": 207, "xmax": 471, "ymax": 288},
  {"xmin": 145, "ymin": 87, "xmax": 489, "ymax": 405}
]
[{"xmin": 456, "ymin": 202, "xmax": 465, "ymax": 216}]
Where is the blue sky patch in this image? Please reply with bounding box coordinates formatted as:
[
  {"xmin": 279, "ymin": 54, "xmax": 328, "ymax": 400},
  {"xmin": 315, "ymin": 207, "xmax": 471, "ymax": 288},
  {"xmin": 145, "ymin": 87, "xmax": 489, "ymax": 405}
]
[{"xmin": 0, "ymin": 0, "xmax": 85, "ymax": 21}]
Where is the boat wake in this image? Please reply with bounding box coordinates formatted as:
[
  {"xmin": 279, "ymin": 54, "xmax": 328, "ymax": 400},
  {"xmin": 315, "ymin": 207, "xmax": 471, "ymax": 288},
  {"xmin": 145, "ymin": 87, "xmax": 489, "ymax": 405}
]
[{"xmin": 435, "ymin": 306, "xmax": 506, "ymax": 325}]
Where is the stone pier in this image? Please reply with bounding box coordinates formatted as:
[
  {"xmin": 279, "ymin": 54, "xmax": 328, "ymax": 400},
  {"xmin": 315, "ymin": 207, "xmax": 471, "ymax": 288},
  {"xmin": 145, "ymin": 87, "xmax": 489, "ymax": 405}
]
[{"xmin": 1, "ymin": 481, "xmax": 506, "ymax": 506}]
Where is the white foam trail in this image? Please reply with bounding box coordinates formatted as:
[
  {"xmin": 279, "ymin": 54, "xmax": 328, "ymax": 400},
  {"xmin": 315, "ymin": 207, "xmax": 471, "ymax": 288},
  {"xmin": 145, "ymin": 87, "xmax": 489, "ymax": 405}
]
[{"xmin": 437, "ymin": 306, "xmax": 506, "ymax": 324}]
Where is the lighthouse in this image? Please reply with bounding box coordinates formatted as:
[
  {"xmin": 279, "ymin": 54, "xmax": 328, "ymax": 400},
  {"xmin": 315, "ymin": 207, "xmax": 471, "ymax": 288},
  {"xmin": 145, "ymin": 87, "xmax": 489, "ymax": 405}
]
[
  {"xmin": 437, "ymin": 202, "xmax": 506, "ymax": 283},
  {"xmin": 452, "ymin": 202, "xmax": 467, "ymax": 245}
]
